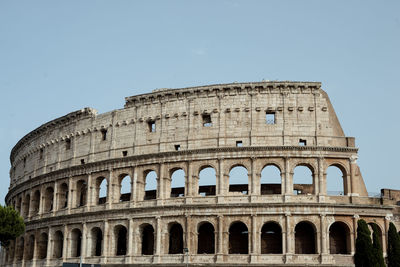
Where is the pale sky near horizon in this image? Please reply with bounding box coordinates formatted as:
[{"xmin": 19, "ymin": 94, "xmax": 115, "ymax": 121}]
[{"xmin": 0, "ymin": 0, "xmax": 399, "ymax": 204}]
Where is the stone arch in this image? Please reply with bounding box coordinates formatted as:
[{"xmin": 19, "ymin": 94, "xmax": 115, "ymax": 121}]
[
  {"xmin": 261, "ymin": 221, "xmax": 282, "ymax": 254},
  {"xmin": 260, "ymin": 164, "xmax": 282, "ymax": 195},
  {"xmin": 170, "ymin": 168, "xmax": 185, "ymax": 198},
  {"xmin": 295, "ymin": 221, "xmax": 316, "ymax": 254},
  {"xmin": 140, "ymin": 223, "xmax": 154, "ymax": 255},
  {"xmin": 96, "ymin": 176, "xmax": 108, "ymax": 205},
  {"xmin": 6, "ymin": 239, "xmax": 15, "ymax": 263},
  {"xmin": 31, "ymin": 189, "xmax": 41, "ymax": 215},
  {"xmin": 70, "ymin": 228, "xmax": 82, "ymax": 257},
  {"xmin": 43, "ymin": 186, "xmax": 54, "ymax": 212},
  {"xmin": 329, "ymin": 221, "xmax": 351, "ymax": 254},
  {"xmin": 52, "ymin": 230, "xmax": 63, "ymax": 259},
  {"xmin": 89, "ymin": 227, "xmax": 103, "ymax": 256},
  {"xmin": 144, "ymin": 170, "xmax": 157, "ymax": 200},
  {"xmin": 229, "ymin": 221, "xmax": 248, "ymax": 254},
  {"xmin": 16, "ymin": 237, "xmax": 24, "ymax": 261},
  {"xmin": 326, "ymin": 164, "xmax": 348, "ymax": 195},
  {"xmin": 37, "ymin": 232, "xmax": 48, "ymax": 259},
  {"xmin": 197, "ymin": 221, "xmax": 215, "ymax": 254},
  {"xmin": 229, "ymin": 165, "xmax": 249, "ymax": 195},
  {"xmin": 119, "ymin": 174, "xmax": 132, "ymax": 202},
  {"xmin": 26, "ymin": 234, "xmax": 35, "ymax": 260},
  {"xmin": 293, "ymin": 164, "xmax": 315, "ymax": 195},
  {"xmin": 76, "ymin": 180, "xmax": 87, "ymax": 207},
  {"xmin": 114, "ymin": 224, "xmax": 127, "ymax": 255},
  {"xmin": 198, "ymin": 166, "xmax": 216, "ymax": 196},
  {"xmin": 58, "ymin": 182, "xmax": 68, "ymax": 209},
  {"xmin": 168, "ymin": 222, "xmax": 184, "ymax": 254}
]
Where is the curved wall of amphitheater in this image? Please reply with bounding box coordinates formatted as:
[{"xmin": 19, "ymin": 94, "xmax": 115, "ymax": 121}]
[{"xmin": 2, "ymin": 81, "xmax": 399, "ymax": 266}]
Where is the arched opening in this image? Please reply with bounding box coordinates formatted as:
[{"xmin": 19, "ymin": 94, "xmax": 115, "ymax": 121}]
[
  {"xmin": 97, "ymin": 177, "xmax": 108, "ymax": 205},
  {"xmin": 26, "ymin": 234, "xmax": 35, "ymax": 260},
  {"xmin": 261, "ymin": 222, "xmax": 282, "ymax": 254},
  {"xmin": 260, "ymin": 165, "xmax": 281, "ymax": 195},
  {"xmin": 197, "ymin": 222, "xmax": 215, "ymax": 254},
  {"xmin": 295, "ymin": 221, "xmax": 316, "ymax": 254},
  {"xmin": 170, "ymin": 169, "xmax": 185, "ymax": 198},
  {"xmin": 7, "ymin": 239, "xmax": 15, "ymax": 263},
  {"xmin": 23, "ymin": 194, "xmax": 30, "ymax": 217},
  {"xmin": 31, "ymin": 190, "xmax": 41, "ymax": 215},
  {"xmin": 53, "ymin": 231, "xmax": 63, "ymax": 259},
  {"xmin": 229, "ymin": 221, "xmax": 248, "ymax": 254},
  {"xmin": 169, "ymin": 223, "xmax": 183, "ymax": 254},
  {"xmin": 76, "ymin": 180, "xmax": 87, "ymax": 207},
  {"xmin": 144, "ymin": 170, "xmax": 157, "ymax": 200},
  {"xmin": 141, "ymin": 224, "xmax": 154, "ymax": 255},
  {"xmin": 43, "ymin": 187, "xmax": 54, "ymax": 212},
  {"xmin": 329, "ymin": 222, "xmax": 350, "ymax": 254},
  {"xmin": 327, "ymin": 165, "xmax": 346, "ymax": 196},
  {"xmin": 293, "ymin": 165, "xmax": 314, "ymax": 195},
  {"xmin": 37, "ymin": 233, "xmax": 48, "ymax": 259},
  {"xmin": 70, "ymin": 229, "xmax": 82, "ymax": 257},
  {"xmin": 16, "ymin": 197, "xmax": 22, "ymax": 215},
  {"xmin": 16, "ymin": 237, "xmax": 24, "ymax": 261},
  {"xmin": 114, "ymin": 225, "xmax": 127, "ymax": 256},
  {"xmin": 119, "ymin": 175, "xmax": 131, "ymax": 202},
  {"xmin": 198, "ymin": 167, "xmax": 216, "ymax": 196},
  {"xmin": 90, "ymin": 227, "xmax": 103, "ymax": 256},
  {"xmin": 229, "ymin": 165, "xmax": 248, "ymax": 195},
  {"xmin": 58, "ymin": 183, "xmax": 68, "ymax": 209}
]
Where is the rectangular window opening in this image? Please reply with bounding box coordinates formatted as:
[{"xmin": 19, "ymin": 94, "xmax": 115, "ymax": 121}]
[
  {"xmin": 101, "ymin": 129, "xmax": 107, "ymax": 141},
  {"xmin": 236, "ymin": 141, "xmax": 243, "ymax": 147},
  {"xmin": 299, "ymin": 139, "xmax": 307, "ymax": 146},
  {"xmin": 202, "ymin": 114, "xmax": 212, "ymax": 127},
  {"xmin": 148, "ymin": 121, "xmax": 156, "ymax": 132},
  {"xmin": 66, "ymin": 139, "xmax": 71, "ymax": 150},
  {"xmin": 266, "ymin": 112, "xmax": 276, "ymax": 124},
  {"xmin": 80, "ymin": 159, "xmax": 85, "ymax": 165},
  {"xmin": 23, "ymin": 157, "xmax": 26, "ymax": 167},
  {"xmin": 122, "ymin": 151, "xmax": 128, "ymax": 157},
  {"xmin": 40, "ymin": 149, "xmax": 44, "ymax": 159},
  {"xmin": 175, "ymin": 145, "xmax": 181, "ymax": 151}
]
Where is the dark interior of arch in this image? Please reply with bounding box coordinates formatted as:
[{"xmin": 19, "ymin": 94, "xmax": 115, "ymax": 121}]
[
  {"xmin": 229, "ymin": 222, "xmax": 248, "ymax": 254},
  {"xmin": 142, "ymin": 224, "xmax": 154, "ymax": 255},
  {"xmin": 93, "ymin": 228, "xmax": 103, "ymax": 256},
  {"xmin": 295, "ymin": 222, "xmax": 316, "ymax": 254},
  {"xmin": 261, "ymin": 222, "xmax": 282, "ymax": 254},
  {"xmin": 44, "ymin": 187, "xmax": 54, "ymax": 212},
  {"xmin": 197, "ymin": 222, "xmax": 215, "ymax": 254},
  {"xmin": 169, "ymin": 223, "xmax": 183, "ymax": 254},
  {"xmin": 26, "ymin": 235, "xmax": 35, "ymax": 260},
  {"xmin": 32, "ymin": 190, "xmax": 40, "ymax": 215},
  {"xmin": 77, "ymin": 180, "xmax": 87, "ymax": 207},
  {"xmin": 17, "ymin": 238, "xmax": 24, "ymax": 261},
  {"xmin": 329, "ymin": 222, "xmax": 349, "ymax": 254},
  {"xmin": 72, "ymin": 229, "xmax": 82, "ymax": 257},
  {"xmin": 53, "ymin": 231, "xmax": 63, "ymax": 258},
  {"xmin": 59, "ymin": 183, "xmax": 68, "ymax": 209},
  {"xmin": 37, "ymin": 233, "xmax": 48, "ymax": 259},
  {"xmin": 116, "ymin": 226, "xmax": 127, "ymax": 255}
]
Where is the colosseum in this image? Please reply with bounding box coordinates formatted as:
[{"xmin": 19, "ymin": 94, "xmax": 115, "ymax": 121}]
[{"xmin": 2, "ymin": 81, "xmax": 400, "ymax": 267}]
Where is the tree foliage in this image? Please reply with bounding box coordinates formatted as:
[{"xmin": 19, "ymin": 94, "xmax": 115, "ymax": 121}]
[
  {"xmin": 355, "ymin": 219, "xmax": 374, "ymax": 267},
  {"xmin": 0, "ymin": 205, "xmax": 25, "ymax": 247},
  {"xmin": 388, "ymin": 222, "xmax": 400, "ymax": 267},
  {"xmin": 371, "ymin": 223, "xmax": 386, "ymax": 267}
]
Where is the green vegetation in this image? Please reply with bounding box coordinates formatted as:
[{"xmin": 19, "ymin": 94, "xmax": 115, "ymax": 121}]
[
  {"xmin": 388, "ymin": 222, "xmax": 400, "ymax": 267},
  {"xmin": 0, "ymin": 205, "xmax": 25, "ymax": 247}
]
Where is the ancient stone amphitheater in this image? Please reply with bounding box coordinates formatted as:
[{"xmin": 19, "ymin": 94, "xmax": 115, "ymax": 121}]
[{"xmin": 2, "ymin": 81, "xmax": 400, "ymax": 267}]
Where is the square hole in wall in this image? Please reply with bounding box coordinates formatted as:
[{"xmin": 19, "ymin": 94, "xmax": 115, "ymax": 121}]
[
  {"xmin": 299, "ymin": 139, "xmax": 307, "ymax": 146},
  {"xmin": 81, "ymin": 159, "xmax": 85, "ymax": 165},
  {"xmin": 66, "ymin": 138, "xmax": 71, "ymax": 150},
  {"xmin": 148, "ymin": 120, "xmax": 156, "ymax": 132},
  {"xmin": 122, "ymin": 151, "xmax": 128, "ymax": 157},
  {"xmin": 101, "ymin": 129, "xmax": 107, "ymax": 141},
  {"xmin": 202, "ymin": 114, "xmax": 212, "ymax": 127},
  {"xmin": 266, "ymin": 112, "xmax": 276, "ymax": 124},
  {"xmin": 236, "ymin": 141, "xmax": 243, "ymax": 147},
  {"xmin": 175, "ymin": 145, "xmax": 181, "ymax": 151}
]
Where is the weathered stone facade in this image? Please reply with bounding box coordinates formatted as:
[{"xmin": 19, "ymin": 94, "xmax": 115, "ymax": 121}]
[{"xmin": 2, "ymin": 81, "xmax": 399, "ymax": 266}]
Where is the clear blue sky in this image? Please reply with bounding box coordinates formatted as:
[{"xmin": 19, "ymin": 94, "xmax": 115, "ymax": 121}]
[{"xmin": 1, "ymin": 0, "xmax": 399, "ymax": 204}]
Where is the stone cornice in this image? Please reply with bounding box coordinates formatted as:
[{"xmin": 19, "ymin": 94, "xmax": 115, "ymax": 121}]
[
  {"xmin": 6, "ymin": 145, "xmax": 357, "ymax": 201},
  {"xmin": 124, "ymin": 81, "xmax": 322, "ymax": 108},
  {"xmin": 10, "ymin": 108, "xmax": 97, "ymax": 163}
]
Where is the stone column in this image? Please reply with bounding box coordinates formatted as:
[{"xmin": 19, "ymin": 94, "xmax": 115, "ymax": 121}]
[
  {"xmin": 281, "ymin": 215, "xmax": 287, "ymax": 255},
  {"xmin": 320, "ymin": 214, "xmax": 329, "ymax": 263},
  {"xmin": 107, "ymin": 169, "xmax": 114, "ymax": 209},
  {"xmin": 87, "ymin": 173, "xmax": 93, "ymax": 209},
  {"xmin": 46, "ymin": 228, "xmax": 52, "ymax": 266},
  {"xmin": 285, "ymin": 212, "xmax": 293, "ymax": 261},
  {"xmin": 157, "ymin": 164, "xmax": 165, "ymax": 203},
  {"xmin": 131, "ymin": 167, "xmax": 137, "ymax": 205},
  {"xmin": 154, "ymin": 216, "xmax": 162, "ymax": 262},
  {"xmin": 251, "ymin": 215, "xmax": 258, "ymax": 255},
  {"xmin": 52, "ymin": 181, "xmax": 58, "ymax": 214},
  {"xmin": 284, "ymin": 158, "xmax": 293, "ymax": 197},
  {"xmin": 103, "ymin": 220, "xmax": 110, "ymax": 259},
  {"xmin": 62, "ymin": 225, "xmax": 68, "ymax": 261},
  {"xmin": 318, "ymin": 157, "xmax": 326, "ymax": 199},
  {"xmin": 67, "ymin": 178, "xmax": 73, "ymax": 212},
  {"xmin": 128, "ymin": 219, "xmax": 134, "ymax": 259},
  {"xmin": 349, "ymin": 156, "xmax": 358, "ymax": 196},
  {"xmin": 216, "ymin": 215, "xmax": 224, "ymax": 262},
  {"xmin": 352, "ymin": 215, "xmax": 359, "ymax": 254},
  {"xmin": 217, "ymin": 158, "xmax": 224, "ymax": 196},
  {"xmin": 250, "ymin": 158, "xmax": 259, "ymax": 196},
  {"xmin": 81, "ymin": 223, "xmax": 87, "ymax": 261}
]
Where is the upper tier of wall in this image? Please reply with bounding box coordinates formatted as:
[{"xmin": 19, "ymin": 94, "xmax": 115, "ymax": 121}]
[{"xmin": 9, "ymin": 81, "xmax": 354, "ymax": 189}]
